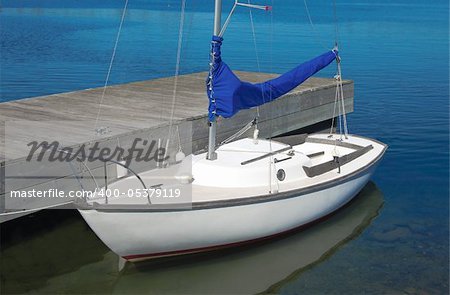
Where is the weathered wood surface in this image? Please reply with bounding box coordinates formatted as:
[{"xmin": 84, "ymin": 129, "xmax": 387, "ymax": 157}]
[{"xmin": 0, "ymin": 71, "xmax": 353, "ymax": 161}]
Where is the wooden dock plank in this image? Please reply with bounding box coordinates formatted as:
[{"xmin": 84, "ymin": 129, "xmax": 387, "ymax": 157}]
[{"xmin": 0, "ymin": 71, "xmax": 352, "ymax": 162}]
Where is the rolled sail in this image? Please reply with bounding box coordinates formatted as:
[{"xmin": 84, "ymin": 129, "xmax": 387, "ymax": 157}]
[{"xmin": 206, "ymin": 35, "xmax": 337, "ymax": 121}]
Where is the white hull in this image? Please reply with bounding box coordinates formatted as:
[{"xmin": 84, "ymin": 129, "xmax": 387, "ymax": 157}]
[
  {"xmin": 79, "ymin": 134, "xmax": 386, "ymax": 261},
  {"xmin": 81, "ymin": 166, "xmax": 374, "ymax": 261}
]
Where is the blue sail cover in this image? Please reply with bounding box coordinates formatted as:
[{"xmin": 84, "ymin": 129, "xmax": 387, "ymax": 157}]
[{"xmin": 206, "ymin": 35, "xmax": 338, "ymax": 121}]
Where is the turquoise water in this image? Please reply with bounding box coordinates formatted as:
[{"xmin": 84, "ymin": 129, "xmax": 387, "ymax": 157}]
[{"xmin": 1, "ymin": 0, "xmax": 449, "ymax": 293}]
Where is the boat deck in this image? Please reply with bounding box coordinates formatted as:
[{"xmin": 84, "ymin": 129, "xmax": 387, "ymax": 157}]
[{"xmin": 84, "ymin": 134, "xmax": 386, "ymax": 208}]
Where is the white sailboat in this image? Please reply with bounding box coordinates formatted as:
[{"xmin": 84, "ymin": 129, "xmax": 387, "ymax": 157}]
[{"xmin": 76, "ymin": 0, "xmax": 387, "ymax": 262}]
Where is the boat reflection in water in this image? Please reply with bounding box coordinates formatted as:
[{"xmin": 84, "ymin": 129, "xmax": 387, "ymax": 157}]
[{"xmin": 0, "ymin": 182, "xmax": 383, "ymax": 294}]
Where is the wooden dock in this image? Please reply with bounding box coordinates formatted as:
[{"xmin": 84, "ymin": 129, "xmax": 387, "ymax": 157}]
[{"xmin": 0, "ymin": 71, "xmax": 353, "ymax": 221}]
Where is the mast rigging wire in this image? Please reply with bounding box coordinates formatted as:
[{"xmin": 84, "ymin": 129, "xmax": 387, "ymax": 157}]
[
  {"xmin": 303, "ymin": 0, "xmax": 328, "ymax": 50},
  {"xmin": 248, "ymin": 0, "xmax": 262, "ymax": 123},
  {"xmin": 161, "ymin": 0, "xmax": 187, "ymax": 167},
  {"xmin": 324, "ymin": 0, "xmax": 348, "ymax": 138},
  {"xmin": 94, "ymin": 0, "xmax": 129, "ymax": 134},
  {"xmin": 167, "ymin": 0, "xmax": 187, "ymax": 144},
  {"xmin": 332, "ymin": 0, "xmax": 340, "ymax": 47}
]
